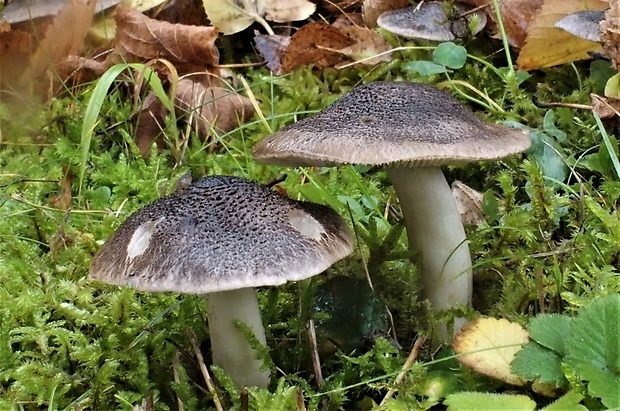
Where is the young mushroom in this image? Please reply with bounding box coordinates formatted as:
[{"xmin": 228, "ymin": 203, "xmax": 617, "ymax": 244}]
[
  {"xmin": 252, "ymin": 81, "xmax": 531, "ymax": 336},
  {"xmin": 90, "ymin": 175, "xmax": 353, "ymax": 388}
]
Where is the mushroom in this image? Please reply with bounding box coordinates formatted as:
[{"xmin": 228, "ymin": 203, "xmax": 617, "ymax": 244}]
[
  {"xmin": 90, "ymin": 175, "xmax": 354, "ymax": 388},
  {"xmin": 377, "ymin": 1, "xmax": 487, "ymax": 41},
  {"xmin": 555, "ymin": 10, "xmax": 605, "ymax": 43},
  {"xmin": 252, "ymin": 81, "xmax": 531, "ymax": 336}
]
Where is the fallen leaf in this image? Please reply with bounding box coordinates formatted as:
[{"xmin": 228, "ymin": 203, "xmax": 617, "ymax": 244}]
[
  {"xmin": 20, "ymin": 0, "xmax": 97, "ymax": 85},
  {"xmin": 517, "ymin": 0, "xmax": 608, "ymax": 71},
  {"xmin": 498, "ymin": 0, "xmax": 544, "ymax": 48},
  {"xmin": 114, "ymin": 5, "xmax": 219, "ymax": 68},
  {"xmin": 362, "ymin": 0, "xmax": 409, "ymax": 28},
  {"xmin": 202, "ymin": 0, "xmax": 316, "ymax": 35},
  {"xmin": 453, "ymin": 317, "xmax": 529, "ymax": 386},
  {"xmin": 254, "ymin": 31, "xmax": 290, "ymax": 74},
  {"xmin": 135, "ymin": 93, "xmax": 168, "ymax": 155},
  {"xmin": 127, "ymin": 0, "xmax": 168, "ymax": 12},
  {"xmin": 0, "ymin": 29, "xmax": 32, "ymax": 88},
  {"xmin": 136, "ymin": 77, "xmax": 255, "ymax": 154},
  {"xmin": 49, "ymin": 167, "xmax": 73, "ymax": 210},
  {"xmin": 600, "ymin": 3, "xmax": 620, "ymax": 70},
  {"xmin": 175, "ymin": 78, "xmax": 255, "ymax": 136},
  {"xmin": 591, "ymin": 93, "xmax": 620, "ymax": 120},
  {"xmin": 52, "ymin": 55, "xmax": 110, "ymax": 91},
  {"xmin": 280, "ymin": 22, "xmax": 354, "ymax": 74},
  {"xmin": 335, "ymin": 26, "xmax": 392, "ymax": 66},
  {"xmin": 451, "ymin": 180, "xmax": 484, "ymax": 226}
]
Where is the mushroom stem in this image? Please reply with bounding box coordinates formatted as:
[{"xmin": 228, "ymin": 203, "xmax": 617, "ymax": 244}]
[
  {"xmin": 386, "ymin": 166, "xmax": 472, "ymax": 334},
  {"xmin": 206, "ymin": 288, "xmax": 270, "ymax": 388}
]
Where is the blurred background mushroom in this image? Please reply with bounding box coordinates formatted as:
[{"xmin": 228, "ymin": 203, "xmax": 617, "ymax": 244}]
[{"xmin": 90, "ymin": 175, "xmax": 354, "ymax": 388}]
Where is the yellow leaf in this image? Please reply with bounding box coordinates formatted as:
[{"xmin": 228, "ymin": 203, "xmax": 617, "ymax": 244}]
[
  {"xmin": 202, "ymin": 0, "xmax": 315, "ymax": 35},
  {"xmin": 517, "ymin": 0, "xmax": 608, "ymax": 71},
  {"xmin": 453, "ymin": 317, "xmax": 529, "ymax": 386}
]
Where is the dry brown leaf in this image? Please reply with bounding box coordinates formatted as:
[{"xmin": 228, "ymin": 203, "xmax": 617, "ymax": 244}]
[
  {"xmin": 53, "ymin": 55, "xmax": 111, "ymax": 90},
  {"xmin": 254, "ymin": 32, "xmax": 291, "ymax": 74},
  {"xmin": 336, "ymin": 26, "xmax": 391, "ymax": 66},
  {"xmin": 0, "ymin": 29, "xmax": 32, "ymax": 88},
  {"xmin": 592, "ymin": 93, "xmax": 620, "ymax": 120},
  {"xmin": 600, "ymin": 3, "xmax": 620, "ymax": 70},
  {"xmin": 136, "ymin": 78, "xmax": 255, "ymax": 154},
  {"xmin": 280, "ymin": 22, "xmax": 354, "ymax": 74},
  {"xmin": 20, "ymin": 0, "xmax": 97, "ymax": 85},
  {"xmin": 114, "ymin": 5, "xmax": 219, "ymax": 67},
  {"xmin": 175, "ymin": 78, "xmax": 255, "ymax": 137},
  {"xmin": 451, "ymin": 180, "xmax": 484, "ymax": 226},
  {"xmin": 362, "ymin": 0, "xmax": 409, "ymax": 28},
  {"xmin": 49, "ymin": 167, "xmax": 74, "ymax": 210},
  {"xmin": 135, "ymin": 93, "xmax": 168, "ymax": 155},
  {"xmin": 517, "ymin": 0, "xmax": 608, "ymax": 71},
  {"xmin": 498, "ymin": 0, "xmax": 544, "ymax": 48}
]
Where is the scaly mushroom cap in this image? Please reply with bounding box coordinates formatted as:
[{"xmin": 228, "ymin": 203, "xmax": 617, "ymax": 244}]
[
  {"xmin": 377, "ymin": 2, "xmax": 487, "ymax": 41},
  {"xmin": 253, "ymin": 81, "xmax": 531, "ymax": 167},
  {"xmin": 90, "ymin": 175, "xmax": 353, "ymax": 293}
]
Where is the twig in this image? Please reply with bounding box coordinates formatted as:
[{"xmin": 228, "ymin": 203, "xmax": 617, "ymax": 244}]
[
  {"xmin": 172, "ymin": 352, "xmax": 185, "ymax": 411},
  {"xmin": 532, "ymin": 95, "xmax": 592, "ymax": 110},
  {"xmin": 295, "ymin": 388, "xmax": 307, "ymax": 411},
  {"xmin": 240, "ymin": 387, "xmax": 249, "ymax": 411},
  {"xmin": 380, "ymin": 335, "xmax": 427, "ymax": 405},
  {"xmin": 307, "ymin": 319, "xmax": 323, "ymax": 388},
  {"xmin": 536, "ymin": 267, "xmax": 545, "ymax": 314},
  {"xmin": 187, "ymin": 329, "xmax": 224, "ymax": 411}
]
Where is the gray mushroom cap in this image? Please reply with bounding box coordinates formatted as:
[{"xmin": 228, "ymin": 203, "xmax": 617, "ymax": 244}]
[
  {"xmin": 377, "ymin": 1, "xmax": 487, "ymax": 41},
  {"xmin": 90, "ymin": 175, "xmax": 354, "ymax": 293},
  {"xmin": 0, "ymin": 0, "xmax": 119, "ymax": 24},
  {"xmin": 252, "ymin": 81, "xmax": 531, "ymax": 167},
  {"xmin": 554, "ymin": 10, "xmax": 605, "ymax": 43}
]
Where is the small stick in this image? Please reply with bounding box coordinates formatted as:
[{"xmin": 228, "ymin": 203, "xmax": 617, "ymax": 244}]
[
  {"xmin": 295, "ymin": 388, "xmax": 307, "ymax": 411},
  {"xmin": 536, "ymin": 267, "xmax": 545, "ymax": 314},
  {"xmin": 265, "ymin": 174, "xmax": 288, "ymax": 188},
  {"xmin": 532, "ymin": 95, "xmax": 593, "ymax": 110},
  {"xmin": 187, "ymin": 329, "xmax": 224, "ymax": 411},
  {"xmin": 240, "ymin": 388, "xmax": 249, "ymax": 411},
  {"xmin": 172, "ymin": 352, "xmax": 185, "ymax": 411},
  {"xmin": 307, "ymin": 319, "xmax": 323, "ymax": 388},
  {"xmin": 380, "ymin": 335, "xmax": 427, "ymax": 405}
]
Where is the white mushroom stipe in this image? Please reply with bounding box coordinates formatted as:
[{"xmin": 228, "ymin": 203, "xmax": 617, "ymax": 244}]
[
  {"xmin": 126, "ymin": 218, "xmax": 163, "ymax": 260},
  {"xmin": 288, "ymin": 209, "xmax": 326, "ymax": 241}
]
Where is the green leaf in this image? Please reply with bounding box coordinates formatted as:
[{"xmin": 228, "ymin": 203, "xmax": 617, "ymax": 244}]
[
  {"xmin": 566, "ymin": 294, "xmax": 620, "ymax": 409},
  {"xmin": 444, "ymin": 393, "xmax": 536, "ymax": 411},
  {"xmin": 604, "ymin": 72, "xmax": 620, "ymax": 99},
  {"xmin": 404, "ymin": 60, "xmax": 448, "ymax": 76},
  {"xmin": 540, "ymin": 391, "xmax": 587, "ymax": 411},
  {"xmin": 432, "ymin": 42, "xmax": 467, "ymax": 69},
  {"xmin": 528, "ymin": 313, "xmax": 571, "ymax": 355},
  {"xmin": 510, "ymin": 342, "xmax": 568, "ymax": 386}
]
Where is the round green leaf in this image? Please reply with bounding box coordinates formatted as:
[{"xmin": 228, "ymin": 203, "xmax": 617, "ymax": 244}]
[{"xmin": 432, "ymin": 42, "xmax": 467, "ymax": 69}]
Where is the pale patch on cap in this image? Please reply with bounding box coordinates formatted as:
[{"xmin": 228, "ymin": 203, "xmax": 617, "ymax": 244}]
[
  {"xmin": 126, "ymin": 217, "xmax": 164, "ymax": 260},
  {"xmin": 287, "ymin": 209, "xmax": 326, "ymax": 241}
]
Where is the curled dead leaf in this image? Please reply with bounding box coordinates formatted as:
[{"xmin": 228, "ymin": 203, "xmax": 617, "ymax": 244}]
[
  {"xmin": 114, "ymin": 5, "xmax": 219, "ymax": 67},
  {"xmin": 175, "ymin": 78, "xmax": 255, "ymax": 137},
  {"xmin": 280, "ymin": 22, "xmax": 354, "ymax": 74},
  {"xmin": 451, "ymin": 180, "xmax": 484, "ymax": 226}
]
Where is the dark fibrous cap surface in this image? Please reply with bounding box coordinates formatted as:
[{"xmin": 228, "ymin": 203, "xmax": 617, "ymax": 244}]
[
  {"xmin": 90, "ymin": 175, "xmax": 353, "ymax": 293},
  {"xmin": 252, "ymin": 81, "xmax": 531, "ymax": 167}
]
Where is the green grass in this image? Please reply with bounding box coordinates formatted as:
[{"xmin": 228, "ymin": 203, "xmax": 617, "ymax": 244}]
[{"xmin": 1, "ymin": 36, "xmax": 619, "ymax": 410}]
